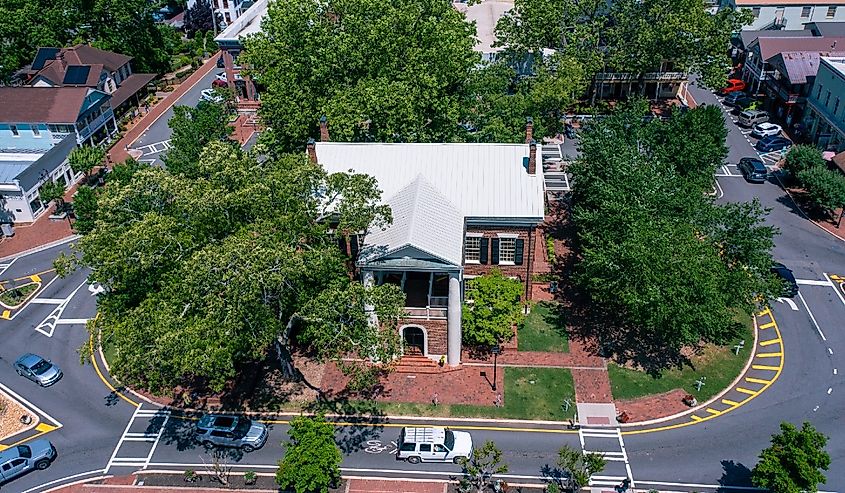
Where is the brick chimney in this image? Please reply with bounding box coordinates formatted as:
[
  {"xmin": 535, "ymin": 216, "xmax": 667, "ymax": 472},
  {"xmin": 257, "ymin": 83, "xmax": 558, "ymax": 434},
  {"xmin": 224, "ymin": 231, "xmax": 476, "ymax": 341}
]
[
  {"xmin": 525, "ymin": 117, "xmax": 534, "ymax": 144},
  {"xmin": 528, "ymin": 139, "xmax": 537, "ymax": 175},
  {"xmin": 307, "ymin": 138, "xmax": 317, "ymax": 164},
  {"xmin": 319, "ymin": 116, "xmax": 330, "ymax": 142}
]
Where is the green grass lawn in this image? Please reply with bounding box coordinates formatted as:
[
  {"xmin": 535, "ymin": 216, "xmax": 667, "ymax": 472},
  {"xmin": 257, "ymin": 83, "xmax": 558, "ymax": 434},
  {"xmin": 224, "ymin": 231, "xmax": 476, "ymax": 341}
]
[
  {"xmin": 518, "ymin": 303, "xmax": 569, "ymax": 352},
  {"xmin": 313, "ymin": 367, "xmax": 577, "ymax": 421},
  {"xmin": 608, "ymin": 317, "xmax": 753, "ymax": 403}
]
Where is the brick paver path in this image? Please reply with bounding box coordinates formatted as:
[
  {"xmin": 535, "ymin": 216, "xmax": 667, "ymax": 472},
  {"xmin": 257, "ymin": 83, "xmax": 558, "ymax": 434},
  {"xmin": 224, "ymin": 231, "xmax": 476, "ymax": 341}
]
[
  {"xmin": 346, "ymin": 479, "xmax": 448, "ymax": 493},
  {"xmin": 616, "ymin": 389, "xmax": 689, "ymax": 422},
  {"xmin": 108, "ymin": 52, "xmax": 220, "ymax": 164}
]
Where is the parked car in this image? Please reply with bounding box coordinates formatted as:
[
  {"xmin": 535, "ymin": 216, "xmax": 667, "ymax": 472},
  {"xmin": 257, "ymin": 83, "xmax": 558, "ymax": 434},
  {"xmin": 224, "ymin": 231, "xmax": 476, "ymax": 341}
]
[
  {"xmin": 755, "ymin": 135, "xmax": 792, "ymax": 153},
  {"xmin": 194, "ymin": 414, "xmax": 268, "ymax": 452},
  {"xmin": 0, "ymin": 440, "xmax": 57, "ymax": 483},
  {"xmin": 14, "ymin": 354, "xmax": 62, "ymax": 387},
  {"xmin": 214, "ymin": 72, "xmax": 228, "ymax": 83},
  {"xmin": 771, "ymin": 262, "xmax": 799, "ymax": 297},
  {"xmin": 737, "ymin": 109, "xmax": 768, "ymax": 126},
  {"xmin": 721, "ymin": 79, "xmax": 747, "ymax": 94},
  {"xmin": 216, "ymin": 55, "xmax": 225, "ymax": 69},
  {"xmin": 396, "ymin": 427, "xmax": 473, "ymax": 464},
  {"xmin": 211, "ymin": 78, "xmax": 228, "ymax": 88},
  {"xmin": 751, "ymin": 122, "xmax": 782, "ymax": 138},
  {"xmin": 200, "ymin": 88, "xmax": 224, "ymax": 104},
  {"xmin": 723, "ymin": 91, "xmax": 747, "ymax": 107},
  {"xmin": 738, "ymin": 157, "xmax": 768, "ymax": 183}
]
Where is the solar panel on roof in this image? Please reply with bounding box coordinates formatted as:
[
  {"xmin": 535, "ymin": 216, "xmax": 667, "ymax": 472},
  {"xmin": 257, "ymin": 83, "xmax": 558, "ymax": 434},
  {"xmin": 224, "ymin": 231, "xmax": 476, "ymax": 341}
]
[
  {"xmin": 32, "ymin": 48, "xmax": 60, "ymax": 70},
  {"xmin": 63, "ymin": 65, "xmax": 91, "ymax": 85}
]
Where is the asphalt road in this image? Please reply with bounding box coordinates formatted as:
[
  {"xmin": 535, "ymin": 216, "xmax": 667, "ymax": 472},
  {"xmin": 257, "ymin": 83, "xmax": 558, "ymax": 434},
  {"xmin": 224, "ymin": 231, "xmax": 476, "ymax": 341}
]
[
  {"xmin": 128, "ymin": 67, "xmax": 224, "ymax": 166},
  {"xmin": 2, "ymin": 83, "xmax": 845, "ymax": 491}
]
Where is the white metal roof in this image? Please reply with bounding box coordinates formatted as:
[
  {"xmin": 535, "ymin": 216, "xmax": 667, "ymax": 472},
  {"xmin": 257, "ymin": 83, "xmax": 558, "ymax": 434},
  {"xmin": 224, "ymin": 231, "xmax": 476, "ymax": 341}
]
[
  {"xmin": 215, "ymin": 0, "xmax": 269, "ymax": 42},
  {"xmin": 316, "ymin": 142, "xmax": 544, "ymax": 220},
  {"xmin": 359, "ymin": 175, "xmax": 464, "ymax": 266}
]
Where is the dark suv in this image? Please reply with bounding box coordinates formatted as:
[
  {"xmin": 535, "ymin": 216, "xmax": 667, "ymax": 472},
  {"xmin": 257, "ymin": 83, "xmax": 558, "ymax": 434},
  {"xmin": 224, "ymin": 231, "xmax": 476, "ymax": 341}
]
[
  {"xmin": 195, "ymin": 414, "xmax": 268, "ymax": 452},
  {"xmin": 771, "ymin": 263, "xmax": 799, "ymax": 297},
  {"xmin": 738, "ymin": 157, "xmax": 768, "ymax": 183}
]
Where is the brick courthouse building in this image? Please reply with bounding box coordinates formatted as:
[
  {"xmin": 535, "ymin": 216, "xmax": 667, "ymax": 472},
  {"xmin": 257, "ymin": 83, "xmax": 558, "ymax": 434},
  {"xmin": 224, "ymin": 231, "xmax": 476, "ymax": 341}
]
[{"xmin": 310, "ymin": 122, "xmax": 544, "ymax": 367}]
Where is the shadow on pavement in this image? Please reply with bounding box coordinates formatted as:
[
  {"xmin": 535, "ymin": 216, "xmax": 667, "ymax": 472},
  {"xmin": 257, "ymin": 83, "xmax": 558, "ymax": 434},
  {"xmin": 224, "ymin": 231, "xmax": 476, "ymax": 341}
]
[{"xmin": 718, "ymin": 459, "xmax": 753, "ymax": 487}]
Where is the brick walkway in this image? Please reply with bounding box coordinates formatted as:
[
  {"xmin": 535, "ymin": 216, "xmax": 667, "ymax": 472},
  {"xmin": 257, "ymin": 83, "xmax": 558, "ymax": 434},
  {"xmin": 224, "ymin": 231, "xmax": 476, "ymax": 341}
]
[
  {"xmin": 616, "ymin": 389, "xmax": 689, "ymax": 422},
  {"xmin": 108, "ymin": 52, "xmax": 220, "ymax": 164},
  {"xmin": 346, "ymin": 479, "xmax": 448, "ymax": 493}
]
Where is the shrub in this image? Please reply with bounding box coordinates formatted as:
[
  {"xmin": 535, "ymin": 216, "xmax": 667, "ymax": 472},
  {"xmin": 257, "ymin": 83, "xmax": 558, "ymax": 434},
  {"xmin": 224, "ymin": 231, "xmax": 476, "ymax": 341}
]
[
  {"xmin": 784, "ymin": 145, "xmax": 825, "ymax": 177},
  {"xmin": 796, "ymin": 166, "xmax": 845, "ymax": 217}
]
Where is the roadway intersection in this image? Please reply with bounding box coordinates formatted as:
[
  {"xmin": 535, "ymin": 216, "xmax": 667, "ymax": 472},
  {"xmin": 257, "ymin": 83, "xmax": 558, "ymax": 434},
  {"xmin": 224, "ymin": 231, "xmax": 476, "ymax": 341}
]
[{"xmin": 1, "ymin": 83, "xmax": 845, "ymax": 491}]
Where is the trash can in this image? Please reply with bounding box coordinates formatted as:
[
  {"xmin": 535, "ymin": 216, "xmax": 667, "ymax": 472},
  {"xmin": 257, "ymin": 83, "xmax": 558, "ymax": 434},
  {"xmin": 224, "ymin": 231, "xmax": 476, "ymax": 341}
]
[{"xmin": 1, "ymin": 223, "xmax": 14, "ymax": 237}]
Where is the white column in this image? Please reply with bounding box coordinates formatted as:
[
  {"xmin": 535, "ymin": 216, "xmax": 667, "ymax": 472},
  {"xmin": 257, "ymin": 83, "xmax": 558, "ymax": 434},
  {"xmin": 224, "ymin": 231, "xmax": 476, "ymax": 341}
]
[
  {"xmin": 362, "ymin": 270, "xmax": 378, "ymax": 327},
  {"xmin": 447, "ymin": 272, "xmax": 462, "ymax": 366}
]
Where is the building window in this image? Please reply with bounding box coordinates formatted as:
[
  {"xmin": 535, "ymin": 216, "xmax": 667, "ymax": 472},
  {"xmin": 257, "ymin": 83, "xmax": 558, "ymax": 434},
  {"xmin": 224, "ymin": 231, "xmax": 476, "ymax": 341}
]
[
  {"xmin": 817, "ymin": 84, "xmax": 824, "ymax": 100},
  {"xmin": 31, "ymin": 125, "xmax": 40, "ymax": 137},
  {"xmin": 464, "ymin": 235, "xmax": 481, "ymax": 263},
  {"xmin": 802, "ymin": 6, "xmax": 812, "ymax": 17},
  {"xmin": 826, "ymin": 90, "xmax": 832, "ymax": 107},
  {"xmin": 836, "ymin": 98, "xmax": 841, "ymax": 116},
  {"xmin": 10, "ymin": 125, "xmax": 18, "ymax": 136},
  {"xmin": 828, "ymin": 6, "xmax": 837, "ymax": 18},
  {"xmin": 752, "ymin": 7, "xmax": 760, "ymax": 18},
  {"xmin": 499, "ymin": 237, "xmax": 516, "ymax": 264}
]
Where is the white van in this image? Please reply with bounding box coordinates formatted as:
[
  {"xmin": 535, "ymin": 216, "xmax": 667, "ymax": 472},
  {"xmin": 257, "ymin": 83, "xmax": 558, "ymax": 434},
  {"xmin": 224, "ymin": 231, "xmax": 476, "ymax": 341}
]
[
  {"xmin": 738, "ymin": 109, "xmax": 768, "ymax": 127},
  {"xmin": 396, "ymin": 427, "xmax": 473, "ymax": 464}
]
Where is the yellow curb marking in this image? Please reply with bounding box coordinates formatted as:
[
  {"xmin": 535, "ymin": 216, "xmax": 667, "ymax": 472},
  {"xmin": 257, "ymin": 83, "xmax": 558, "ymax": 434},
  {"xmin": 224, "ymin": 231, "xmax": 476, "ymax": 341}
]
[
  {"xmin": 752, "ymin": 364, "xmax": 780, "ymax": 371},
  {"xmin": 29, "ymin": 274, "xmax": 41, "ymax": 283},
  {"xmin": 745, "ymin": 377, "xmax": 770, "ymax": 385},
  {"xmin": 0, "ymin": 444, "xmax": 7, "ymax": 451},
  {"xmin": 690, "ymin": 415, "xmax": 703, "ymax": 422},
  {"xmin": 90, "ymin": 333, "xmax": 140, "ymax": 408},
  {"xmin": 759, "ymin": 339, "xmax": 781, "ymax": 347},
  {"xmin": 756, "ymin": 352, "xmax": 782, "ymax": 358},
  {"xmin": 759, "ymin": 322, "xmax": 776, "ymax": 329},
  {"xmin": 722, "ymin": 399, "xmax": 740, "ymax": 406},
  {"xmin": 35, "ymin": 423, "xmax": 57, "ymax": 433},
  {"xmin": 736, "ymin": 387, "xmax": 757, "ymax": 395},
  {"xmin": 0, "ymin": 310, "xmax": 10, "ymax": 319},
  {"xmin": 705, "ymin": 408, "xmax": 721, "ymax": 415}
]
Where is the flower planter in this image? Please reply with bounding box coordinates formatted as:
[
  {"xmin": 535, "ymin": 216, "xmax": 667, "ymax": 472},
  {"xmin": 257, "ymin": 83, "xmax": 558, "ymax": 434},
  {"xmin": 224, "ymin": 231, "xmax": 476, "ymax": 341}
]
[{"xmin": 682, "ymin": 394, "xmax": 697, "ymax": 407}]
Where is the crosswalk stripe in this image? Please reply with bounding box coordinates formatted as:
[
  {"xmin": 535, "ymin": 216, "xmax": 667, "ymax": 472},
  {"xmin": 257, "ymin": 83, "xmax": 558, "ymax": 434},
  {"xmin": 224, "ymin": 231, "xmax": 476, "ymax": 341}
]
[
  {"xmin": 736, "ymin": 387, "xmax": 756, "ymax": 395},
  {"xmin": 752, "ymin": 364, "xmax": 780, "ymax": 371},
  {"xmin": 746, "ymin": 377, "xmax": 770, "ymax": 384},
  {"xmin": 722, "ymin": 398, "xmax": 740, "ymax": 406},
  {"xmin": 759, "ymin": 339, "xmax": 781, "ymax": 347}
]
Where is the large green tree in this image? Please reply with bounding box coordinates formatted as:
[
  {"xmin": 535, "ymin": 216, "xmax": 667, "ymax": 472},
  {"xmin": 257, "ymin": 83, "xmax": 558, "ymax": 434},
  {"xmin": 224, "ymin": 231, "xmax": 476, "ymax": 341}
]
[
  {"xmin": 276, "ymin": 415, "xmax": 341, "ymax": 493},
  {"xmin": 551, "ymin": 445, "xmax": 606, "ymax": 492},
  {"xmin": 163, "ymin": 101, "xmax": 234, "ymax": 177},
  {"xmin": 752, "ymin": 421, "xmax": 830, "ymax": 493},
  {"xmin": 69, "ymin": 146, "xmax": 106, "ymax": 182},
  {"xmin": 462, "ymin": 270, "xmax": 525, "ymax": 347},
  {"xmin": 570, "ymin": 104, "xmax": 780, "ymax": 370},
  {"xmin": 60, "ymin": 141, "xmax": 401, "ymax": 393},
  {"xmin": 796, "ymin": 166, "xmax": 845, "ymax": 219},
  {"xmin": 242, "ymin": 0, "xmax": 479, "ymax": 152}
]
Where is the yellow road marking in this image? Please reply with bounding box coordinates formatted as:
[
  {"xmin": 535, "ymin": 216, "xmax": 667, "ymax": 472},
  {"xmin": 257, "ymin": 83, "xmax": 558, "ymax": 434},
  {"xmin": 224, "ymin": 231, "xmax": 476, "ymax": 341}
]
[
  {"xmin": 705, "ymin": 408, "xmax": 721, "ymax": 415},
  {"xmin": 0, "ymin": 444, "xmax": 7, "ymax": 451},
  {"xmin": 746, "ymin": 377, "xmax": 770, "ymax": 384},
  {"xmin": 12, "ymin": 268, "xmax": 54, "ymax": 282},
  {"xmin": 756, "ymin": 309, "xmax": 770, "ymax": 317},
  {"xmin": 90, "ymin": 334, "xmax": 140, "ymax": 408},
  {"xmin": 752, "ymin": 364, "xmax": 780, "ymax": 371},
  {"xmin": 29, "ymin": 274, "xmax": 41, "ymax": 283},
  {"xmin": 756, "ymin": 352, "xmax": 782, "ymax": 358},
  {"xmin": 735, "ymin": 387, "xmax": 757, "ymax": 395},
  {"xmin": 722, "ymin": 399, "xmax": 740, "ymax": 406},
  {"xmin": 690, "ymin": 415, "xmax": 703, "ymax": 422},
  {"xmin": 758, "ymin": 322, "xmax": 776, "ymax": 329},
  {"xmin": 0, "ymin": 310, "xmax": 10, "ymax": 319},
  {"xmin": 35, "ymin": 423, "xmax": 57, "ymax": 433},
  {"xmin": 759, "ymin": 339, "xmax": 781, "ymax": 347}
]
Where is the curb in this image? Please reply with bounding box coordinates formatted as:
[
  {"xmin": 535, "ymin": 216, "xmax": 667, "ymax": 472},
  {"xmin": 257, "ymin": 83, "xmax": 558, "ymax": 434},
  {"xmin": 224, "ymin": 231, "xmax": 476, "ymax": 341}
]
[
  {"xmin": 0, "ymin": 235, "xmax": 80, "ymax": 263},
  {"xmin": 620, "ymin": 312, "xmax": 759, "ymax": 428}
]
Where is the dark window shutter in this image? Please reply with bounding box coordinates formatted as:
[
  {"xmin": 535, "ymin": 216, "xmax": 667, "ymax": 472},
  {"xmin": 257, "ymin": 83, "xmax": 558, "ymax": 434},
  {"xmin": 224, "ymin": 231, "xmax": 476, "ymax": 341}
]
[
  {"xmin": 337, "ymin": 235, "xmax": 348, "ymax": 255},
  {"xmin": 515, "ymin": 239, "xmax": 525, "ymax": 265},
  {"xmin": 350, "ymin": 234, "xmax": 360, "ymax": 259},
  {"xmin": 491, "ymin": 238, "xmax": 500, "ymax": 265},
  {"xmin": 479, "ymin": 238, "xmax": 489, "ymax": 264}
]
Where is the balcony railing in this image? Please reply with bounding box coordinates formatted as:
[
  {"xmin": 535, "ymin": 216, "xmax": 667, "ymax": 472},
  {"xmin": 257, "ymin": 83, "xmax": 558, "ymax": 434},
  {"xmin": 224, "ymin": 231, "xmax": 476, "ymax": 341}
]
[
  {"xmin": 78, "ymin": 108, "xmax": 114, "ymax": 139},
  {"xmin": 594, "ymin": 71, "xmax": 688, "ymax": 82},
  {"xmin": 404, "ymin": 306, "xmax": 447, "ymax": 319},
  {"xmin": 767, "ymin": 79, "xmax": 803, "ymax": 104}
]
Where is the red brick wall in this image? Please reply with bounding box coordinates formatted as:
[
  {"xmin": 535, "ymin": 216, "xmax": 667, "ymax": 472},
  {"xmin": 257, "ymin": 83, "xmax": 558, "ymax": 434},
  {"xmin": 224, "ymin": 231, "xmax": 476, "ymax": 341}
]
[
  {"xmin": 463, "ymin": 226, "xmax": 536, "ymax": 301},
  {"xmin": 400, "ymin": 319, "xmax": 448, "ymax": 355}
]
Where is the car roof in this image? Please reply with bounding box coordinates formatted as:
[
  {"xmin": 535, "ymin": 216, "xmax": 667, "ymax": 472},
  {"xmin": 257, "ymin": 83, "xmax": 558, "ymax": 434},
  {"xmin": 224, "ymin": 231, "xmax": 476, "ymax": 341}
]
[
  {"xmin": 198, "ymin": 414, "xmax": 239, "ymax": 430},
  {"xmin": 16, "ymin": 353, "xmax": 43, "ymax": 366},
  {"xmin": 755, "ymin": 122, "xmax": 776, "ymax": 128}
]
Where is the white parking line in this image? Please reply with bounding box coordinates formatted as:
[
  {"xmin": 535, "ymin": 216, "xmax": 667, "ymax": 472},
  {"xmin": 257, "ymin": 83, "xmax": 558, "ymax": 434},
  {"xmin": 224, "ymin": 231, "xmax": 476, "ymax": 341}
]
[
  {"xmin": 823, "ymin": 272, "xmax": 845, "ymax": 307},
  {"xmin": 796, "ymin": 278, "xmax": 834, "ymax": 287},
  {"xmin": 797, "ymin": 291, "xmax": 828, "ymax": 342}
]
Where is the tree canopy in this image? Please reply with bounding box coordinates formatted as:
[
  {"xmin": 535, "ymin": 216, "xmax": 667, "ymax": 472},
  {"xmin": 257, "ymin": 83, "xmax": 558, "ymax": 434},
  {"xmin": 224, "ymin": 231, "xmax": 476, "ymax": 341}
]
[
  {"xmin": 69, "ymin": 146, "xmax": 106, "ymax": 180},
  {"xmin": 458, "ymin": 440, "xmax": 509, "ymax": 493},
  {"xmin": 0, "ymin": 0, "xmax": 171, "ymax": 81},
  {"xmin": 276, "ymin": 415, "xmax": 342, "ymax": 493},
  {"xmin": 462, "ymin": 270, "xmax": 525, "ymax": 347},
  {"xmin": 61, "ymin": 140, "xmax": 402, "ymax": 393},
  {"xmin": 752, "ymin": 421, "xmax": 830, "ymax": 493},
  {"xmin": 243, "ymin": 0, "xmax": 480, "ymax": 152},
  {"xmin": 184, "ymin": 0, "xmax": 217, "ymax": 38},
  {"xmin": 163, "ymin": 101, "xmax": 234, "ymax": 177},
  {"xmin": 570, "ymin": 103, "xmax": 780, "ymax": 372}
]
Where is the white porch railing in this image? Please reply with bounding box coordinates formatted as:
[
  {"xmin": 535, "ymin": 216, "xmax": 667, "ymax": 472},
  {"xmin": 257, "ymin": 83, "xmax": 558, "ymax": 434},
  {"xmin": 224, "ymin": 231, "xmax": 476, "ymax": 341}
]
[{"xmin": 405, "ymin": 305, "xmax": 447, "ymax": 320}]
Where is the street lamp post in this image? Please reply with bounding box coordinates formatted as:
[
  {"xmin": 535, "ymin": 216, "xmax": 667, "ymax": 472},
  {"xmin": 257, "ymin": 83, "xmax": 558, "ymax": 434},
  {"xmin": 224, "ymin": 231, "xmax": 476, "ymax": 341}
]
[{"xmin": 491, "ymin": 345, "xmax": 501, "ymax": 391}]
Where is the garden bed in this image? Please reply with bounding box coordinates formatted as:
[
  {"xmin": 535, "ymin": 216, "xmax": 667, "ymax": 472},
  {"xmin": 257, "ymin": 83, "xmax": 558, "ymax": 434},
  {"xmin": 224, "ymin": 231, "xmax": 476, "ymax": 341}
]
[
  {"xmin": 137, "ymin": 471, "xmax": 346, "ymax": 491},
  {"xmin": 0, "ymin": 391, "xmax": 37, "ymax": 441},
  {"xmin": 0, "ymin": 282, "xmax": 39, "ymax": 308}
]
